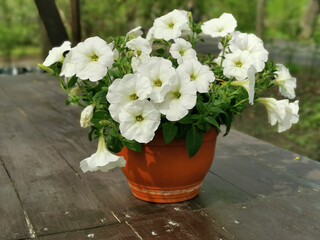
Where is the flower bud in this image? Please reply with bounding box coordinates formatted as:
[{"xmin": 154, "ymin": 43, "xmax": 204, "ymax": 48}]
[
  {"xmin": 69, "ymin": 87, "xmax": 81, "ymax": 97},
  {"xmin": 99, "ymin": 120, "xmax": 111, "ymax": 126},
  {"xmin": 80, "ymin": 105, "xmax": 94, "ymax": 128}
]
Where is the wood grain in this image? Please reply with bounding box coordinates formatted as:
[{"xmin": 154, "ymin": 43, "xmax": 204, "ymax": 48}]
[
  {"xmin": 0, "ymin": 163, "xmax": 30, "ymax": 240},
  {"xmin": 1, "ymin": 73, "xmax": 319, "ymax": 239},
  {"xmin": 0, "ymin": 76, "xmax": 118, "ymax": 237},
  {"xmin": 31, "ymin": 223, "xmax": 139, "ymax": 240}
]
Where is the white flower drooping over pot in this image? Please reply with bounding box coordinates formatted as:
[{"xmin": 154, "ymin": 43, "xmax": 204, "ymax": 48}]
[{"xmin": 80, "ymin": 134, "xmax": 126, "ymax": 173}]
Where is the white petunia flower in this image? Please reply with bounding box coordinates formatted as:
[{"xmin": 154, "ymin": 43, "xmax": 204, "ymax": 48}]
[
  {"xmin": 178, "ymin": 59, "xmax": 215, "ymax": 93},
  {"xmin": 229, "ymin": 31, "xmax": 268, "ymax": 72},
  {"xmin": 257, "ymin": 98, "xmax": 288, "ymax": 126},
  {"xmin": 153, "ymin": 9, "xmax": 189, "ymax": 41},
  {"xmin": 80, "ymin": 104, "xmax": 94, "ymax": 128},
  {"xmin": 71, "ymin": 36, "xmax": 114, "ymax": 82},
  {"xmin": 126, "ymin": 36, "xmax": 152, "ymax": 57},
  {"xmin": 60, "ymin": 50, "xmax": 76, "ymax": 77},
  {"xmin": 126, "ymin": 26, "xmax": 143, "ymax": 39},
  {"xmin": 131, "ymin": 55, "xmax": 150, "ymax": 72},
  {"xmin": 222, "ymin": 50, "xmax": 254, "ymax": 80},
  {"xmin": 119, "ymin": 100, "xmax": 161, "ymax": 143},
  {"xmin": 201, "ymin": 13, "xmax": 237, "ymax": 38},
  {"xmin": 273, "ymin": 64, "xmax": 297, "ymax": 99},
  {"xmin": 108, "ymin": 42, "xmax": 119, "ymax": 61},
  {"xmin": 43, "ymin": 41, "xmax": 71, "ymax": 66},
  {"xmin": 169, "ymin": 38, "xmax": 197, "ymax": 64},
  {"xmin": 278, "ymin": 100, "xmax": 299, "ymax": 132},
  {"xmin": 159, "ymin": 70, "xmax": 197, "ymax": 121},
  {"xmin": 231, "ymin": 66, "xmax": 257, "ymax": 105},
  {"xmin": 80, "ymin": 135, "xmax": 126, "ymax": 173},
  {"xmin": 137, "ymin": 57, "xmax": 176, "ymax": 103},
  {"xmin": 146, "ymin": 26, "xmax": 155, "ymax": 42},
  {"xmin": 107, "ymin": 73, "xmax": 152, "ymax": 122}
]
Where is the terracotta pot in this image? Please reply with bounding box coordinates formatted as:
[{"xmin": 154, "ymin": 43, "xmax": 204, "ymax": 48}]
[{"xmin": 119, "ymin": 128, "xmax": 218, "ymax": 203}]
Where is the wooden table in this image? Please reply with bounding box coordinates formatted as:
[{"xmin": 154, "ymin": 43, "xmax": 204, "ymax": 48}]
[{"xmin": 1, "ymin": 73, "xmax": 319, "ymax": 240}]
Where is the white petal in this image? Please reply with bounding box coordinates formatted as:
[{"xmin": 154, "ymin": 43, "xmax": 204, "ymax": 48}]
[
  {"xmin": 80, "ymin": 135, "xmax": 125, "ymax": 173},
  {"xmin": 107, "ymin": 73, "xmax": 152, "ymax": 122},
  {"xmin": 80, "ymin": 105, "xmax": 94, "ymax": 128},
  {"xmin": 43, "ymin": 41, "xmax": 71, "ymax": 66},
  {"xmin": 274, "ymin": 64, "xmax": 297, "ymax": 99},
  {"xmin": 201, "ymin": 13, "xmax": 237, "ymax": 38},
  {"xmin": 153, "ymin": 9, "xmax": 189, "ymax": 41},
  {"xmin": 126, "ymin": 26, "xmax": 143, "ymax": 38},
  {"xmin": 72, "ymin": 36, "xmax": 114, "ymax": 82},
  {"xmin": 118, "ymin": 100, "xmax": 160, "ymax": 143},
  {"xmin": 60, "ymin": 51, "xmax": 76, "ymax": 77}
]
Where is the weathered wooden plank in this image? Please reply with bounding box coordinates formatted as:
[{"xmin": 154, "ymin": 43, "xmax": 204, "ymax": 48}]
[
  {"xmin": 0, "ymin": 80, "xmax": 118, "ymax": 236},
  {"xmin": 212, "ymin": 129, "xmax": 320, "ymax": 197},
  {"xmin": 0, "ymin": 74, "xmax": 160, "ymax": 210},
  {"xmin": 0, "ymin": 163, "xmax": 30, "ymax": 240},
  {"xmin": 125, "ymin": 209, "xmax": 235, "ymax": 240},
  {"xmin": 3, "ymin": 73, "xmax": 320, "ymax": 240},
  {"xmin": 30, "ymin": 223, "xmax": 139, "ymax": 240},
  {"xmin": 204, "ymin": 190, "xmax": 320, "ymax": 240}
]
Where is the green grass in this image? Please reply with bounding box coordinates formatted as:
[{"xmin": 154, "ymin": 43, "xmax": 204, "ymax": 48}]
[{"xmin": 11, "ymin": 45, "xmax": 41, "ymax": 58}]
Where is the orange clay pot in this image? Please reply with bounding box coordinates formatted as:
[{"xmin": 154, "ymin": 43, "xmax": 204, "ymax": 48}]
[{"xmin": 119, "ymin": 128, "xmax": 218, "ymax": 203}]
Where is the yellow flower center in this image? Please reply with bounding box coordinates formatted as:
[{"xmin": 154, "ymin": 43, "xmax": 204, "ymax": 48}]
[
  {"xmin": 168, "ymin": 22, "xmax": 175, "ymax": 29},
  {"xmin": 91, "ymin": 54, "xmax": 99, "ymax": 61},
  {"xmin": 179, "ymin": 49, "xmax": 185, "ymax": 56},
  {"xmin": 190, "ymin": 73, "xmax": 197, "ymax": 81},
  {"xmin": 174, "ymin": 91, "xmax": 181, "ymax": 99},
  {"xmin": 235, "ymin": 61, "xmax": 243, "ymax": 67},
  {"xmin": 154, "ymin": 79, "xmax": 162, "ymax": 87},
  {"xmin": 136, "ymin": 115, "xmax": 144, "ymax": 122},
  {"xmin": 130, "ymin": 93, "xmax": 139, "ymax": 100}
]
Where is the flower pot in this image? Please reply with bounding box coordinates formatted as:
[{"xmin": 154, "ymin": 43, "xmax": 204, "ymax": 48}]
[{"xmin": 119, "ymin": 128, "xmax": 218, "ymax": 203}]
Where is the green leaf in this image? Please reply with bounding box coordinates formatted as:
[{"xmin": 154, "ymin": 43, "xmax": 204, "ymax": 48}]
[
  {"xmin": 123, "ymin": 139, "xmax": 142, "ymax": 152},
  {"xmin": 88, "ymin": 127, "xmax": 94, "ymax": 141},
  {"xmin": 178, "ymin": 114, "xmax": 193, "ymax": 124},
  {"xmin": 106, "ymin": 135, "xmax": 123, "ymax": 153},
  {"xmin": 223, "ymin": 112, "xmax": 233, "ymax": 136},
  {"xmin": 37, "ymin": 64, "xmax": 54, "ymax": 74},
  {"xmin": 108, "ymin": 68, "xmax": 122, "ymax": 79},
  {"xmin": 156, "ymin": 48, "xmax": 165, "ymax": 55},
  {"xmin": 67, "ymin": 76, "xmax": 78, "ymax": 88},
  {"xmin": 176, "ymin": 124, "xmax": 190, "ymax": 139},
  {"xmin": 186, "ymin": 127, "xmax": 203, "ymax": 157},
  {"xmin": 196, "ymin": 101, "xmax": 206, "ymax": 114},
  {"xmin": 93, "ymin": 91, "xmax": 108, "ymax": 104},
  {"xmin": 162, "ymin": 122, "xmax": 178, "ymax": 144},
  {"xmin": 91, "ymin": 110, "xmax": 108, "ymax": 127},
  {"xmin": 204, "ymin": 116, "xmax": 220, "ymax": 131},
  {"xmin": 210, "ymin": 109, "xmax": 226, "ymax": 118}
]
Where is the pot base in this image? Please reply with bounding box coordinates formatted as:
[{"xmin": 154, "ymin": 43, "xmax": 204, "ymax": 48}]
[{"xmin": 127, "ymin": 180, "xmax": 203, "ymax": 203}]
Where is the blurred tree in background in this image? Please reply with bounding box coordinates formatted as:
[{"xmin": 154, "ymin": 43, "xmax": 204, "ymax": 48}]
[
  {"xmin": 0, "ymin": 0, "xmax": 317, "ymax": 62},
  {"xmin": 0, "ymin": 0, "xmax": 39, "ymax": 63}
]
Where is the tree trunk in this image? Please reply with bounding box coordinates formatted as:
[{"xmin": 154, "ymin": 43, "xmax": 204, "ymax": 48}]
[
  {"xmin": 34, "ymin": 0, "xmax": 69, "ymax": 46},
  {"xmin": 70, "ymin": 0, "xmax": 81, "ymax": 46},
  {"xmin": 300, "ymin": 0, "xmax": 320, "ymax": 39},
  {"xmin": 256, "ymin": 0, "xmax": 265, "ymax": 39}
]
